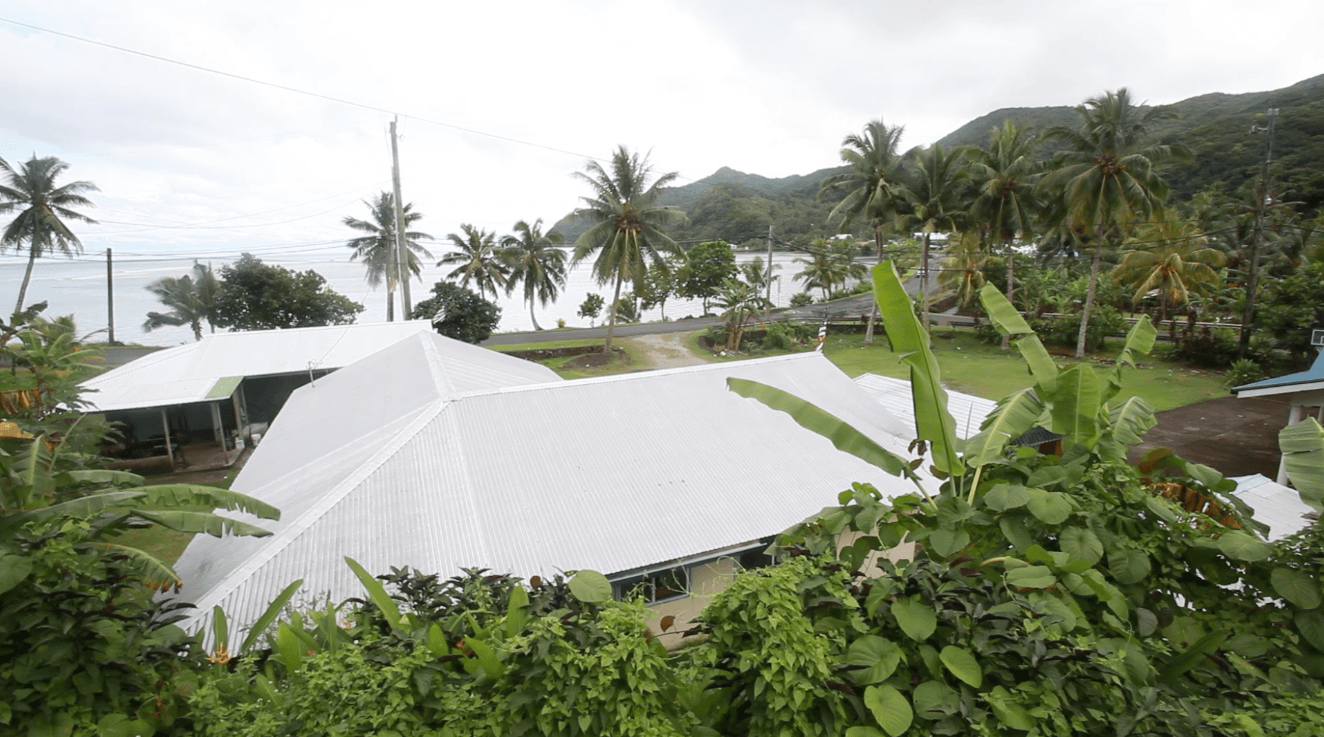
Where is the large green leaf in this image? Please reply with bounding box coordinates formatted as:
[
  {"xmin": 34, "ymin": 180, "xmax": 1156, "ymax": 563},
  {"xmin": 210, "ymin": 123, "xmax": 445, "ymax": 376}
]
[
  {"xmin": 1158, "ymin": 631, "xmax": 1227, "ymax": 681},
  {"xmin": 55, "ymin": 469, "xmax": 144, "ymax": 487},
  {"xmin": 846, "ymin": 635, "xmax": 904, "ymax": 684},
  {"xmin": 1005, "ymin": 565, "xmax": 1057, "ymax": 589},
  {"xmin": 1025, "ymin": 488, "xmax": 1074, "ymax": 524},
  {"xmin": 131, "ymin": 510, "xmax": 273, "ymax": 538},
  {"xmin": 961, "ymin": 388, "xmax": 1044, "ymax": 474},
  {"xmin": 863, "ymin": 684, "xmax": 913, "ymax": 737},
  {"xmin": 505, "ymin": 584, "xmax": 530, "ymax": 639},
  {"xmin": 977, "ymin": 284, "xmax": 1058, "ymax": 392},
  {"xmin": 1049, "ymin": 364, "xmax": 1100, "ymax": 446},
  {"xmin": 0, "ymin": 552, "xmax": 33, "ymax": 595},
  {"xmin": 891, "ymin": 599, "xmax": 937, "ymax": 642},
  {"xmin": 1296, "ymin": 610, "xmax": 1324, "ymax": 652},
  {"xmin": 1105, "ymin": 396, "xmax": 1157, "ymax": 450},
  {"xmin": 1108, "ymin": 547, "xmax": 1152, "ymax": 585},
  {"xmin": 986, "ymin": 686, "xmax": 1036, "ymax": 731},
  {"xmin": 939, "ymin": 645, "xmax": 983, "ymax": 687},
  {"xmin": 241, "ymin": 579, "xmax": 305, "ymax": 653},
  {"xmin": 1280, "ymin": 418, "xmax": 1324, "ymax": 513},
  {"xmin": 1271, "ymin": 568, "xmax": 1321, "ymax": 610},
  {"xmin": 1216, "ymin": 530, "xmax": 1273, "ymax": 562},
  {"xmin": 90, "ymin": 542, "xmax": 180, "ymax": 587},
  {"xmin": 984, "ymin": 484, "xmax": 1030, "ymax": 512},
  {"xmin": 1102, "ymin": 316, "xmax": 1157, "ymax": 404},
  {"xmin": 1060, "ymin": 527, "xmax": 1104, "ymax": 566},
  {"xmin": 727, "ymin": 378, "xmax": 914, "ymax": 480},
  {"xmin": 874, "ymin": 262, "xmax": 962, "ymax": 477},
  {"xmin": 137, "ymin": 484, "xmax": 281, "ymax": 520},
  {"xmin": 345, "ymin": 556, "xmax": 405, "ymax": 632},
  {"xmin": 568, "ymin": 569, "xmax": 612, "ymax": 603},
  {"xmin": 911, "ymin": 681, "xmax": 960, "ymax": 719},
  {"xmin": 212, "ymin": 606, "xmax": 229, "ymax": 652}
]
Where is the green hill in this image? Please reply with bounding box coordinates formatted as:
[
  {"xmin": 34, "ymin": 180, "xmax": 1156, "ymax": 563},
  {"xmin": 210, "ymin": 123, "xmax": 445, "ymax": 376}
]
[{"xmin": 550, "ymin": 74, "xmax": 1324, "ymax": 247}]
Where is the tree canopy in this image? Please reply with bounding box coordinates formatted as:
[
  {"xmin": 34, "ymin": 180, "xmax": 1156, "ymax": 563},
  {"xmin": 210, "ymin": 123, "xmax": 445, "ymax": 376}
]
[
  {"xmin": 212, "ymin": 254, "xmax": 363, "ymax": 331},
  {"xmin": 411, "ymin": 280, "xmax": 501, "ymax": 344}
]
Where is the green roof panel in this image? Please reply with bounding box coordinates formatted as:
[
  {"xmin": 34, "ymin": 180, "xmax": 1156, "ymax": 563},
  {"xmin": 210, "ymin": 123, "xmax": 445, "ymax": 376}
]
[{"xmin": 206, "ymin": 376, "xmax": 244, "ymax": 400}]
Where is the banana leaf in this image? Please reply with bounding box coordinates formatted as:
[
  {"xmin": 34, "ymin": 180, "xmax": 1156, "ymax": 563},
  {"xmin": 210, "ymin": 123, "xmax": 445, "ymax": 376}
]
[
  {"xmin": 977, "ymin": 285, "xmax": 1058, "ymax": 393},
  {"xmin": 962, "ymin": 388, "xmax": 1044, "ymax": 474},
  {"xmin": 1101, "ymin": 317, "xmax": 1156, "ymax": 405},
  {"xmin": 130, "ymin": 510, "xmax": 273, "ymax": 538},
  {"xmin": 1049, "ymin": 364, "xmax": 1101, "ymax": 447},
  {"xmin": 874, "ymin": 262, "xmax": 962, "ymax": 477},
  {"xmin": 1280, "ymin": 418, "xmax": 1324, "ymax": 514}
]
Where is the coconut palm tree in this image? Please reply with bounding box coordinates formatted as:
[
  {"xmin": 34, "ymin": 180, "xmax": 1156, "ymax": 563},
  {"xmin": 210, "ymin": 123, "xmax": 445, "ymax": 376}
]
[
  {"xmin": 343, "ymin": 192, "xmax": 433, "ymax": 322},
  {"xmin": 820, "ymin": 119, "xmax": 908, "ymax": 343},
  {"xmin": 712, "ymin": 278, "xmax": 771, "ymax": 352},
  {"xmin": 501, "ymin": 219, "xmax": 566, "ymax": 331},
  {"xmin": 1114, "ymin": 213, "xmax": 1226, "ymax": 326},
  {"xmin": 571, "ymin": 146, "xmax": 683, "ymax": 354},
  {"xmin": 1041, "ymin": 88, "xmax": 1188, "ymax": 357},
  {"xmin": 0, "ymin": 155, "xmax": 99, "ymax": 316},
  {"xmin": 440, "ymin": 224, "xmax": 509, "ymax": 301},
  {"xmin": 794, "ymin": 240, "xmax": 852, "ymax": 301},
  {"xmin": 903, "ymin": 143, "xmax": 972, "ymax": 334},
  {"xmin": 143, "ymin": 262, "xmax": 220, "ymax": 341},
  {"xmin": 966, "ymin": 122, "xmax": 1043, "ymax": 348},
  {"xmin": 937, "ymin": 232, "xmax": 988, "ymax": 309}
]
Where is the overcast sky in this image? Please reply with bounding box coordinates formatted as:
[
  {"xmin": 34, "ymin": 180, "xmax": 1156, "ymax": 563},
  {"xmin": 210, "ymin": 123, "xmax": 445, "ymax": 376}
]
[{"xmin": 2, "ymin": 0, "xmax": 1322, "ymax": 264}]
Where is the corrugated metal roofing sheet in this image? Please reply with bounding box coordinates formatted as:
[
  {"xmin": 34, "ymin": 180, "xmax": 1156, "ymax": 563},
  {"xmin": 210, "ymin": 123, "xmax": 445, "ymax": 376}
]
[
  {"xmin": 81, "ymin": 321, "xmax": 438, "ymax": 412},
  {"xmin": 170, "ymin": 351, "xmax": 933, "ymax": 632},
  {"xmin": 1231, "ymin": 474, "xmax": 1317, "ymax": 541},
  {"xmin": 852, "ymin": 373, "xmax": 996, "ymax": 440}
]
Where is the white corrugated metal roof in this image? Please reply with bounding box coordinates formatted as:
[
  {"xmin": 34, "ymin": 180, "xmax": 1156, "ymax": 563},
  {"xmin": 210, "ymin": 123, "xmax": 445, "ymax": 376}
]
[
  {"xmin": 170, "ymin": 350, "xmax": 931, "ymax": 632},
  {"xmin": 852, "ymin": 373, "xmax": 997, "ymax": 440},
  {"xmin": 80, "ymin": 321, "xmax": 439, "ymax": 412},
  {"xmin": 1231, "ymin": 474, "xmax": 1317, "ymax": 541}
]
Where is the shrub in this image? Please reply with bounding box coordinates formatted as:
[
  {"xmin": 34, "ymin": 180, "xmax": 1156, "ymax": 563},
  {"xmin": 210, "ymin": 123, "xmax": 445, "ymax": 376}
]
[
  {"xmin": 761, "ymin": 322, "xmax": 799, "ymax": 351},
  {"xmin": 1226, "ymin": 358, "xmax": 1265, "ymax": 387},
  {"xmin": 789, "ymin": 292, "xmax": 814, "ymax": 308},
  {"xmin": 1169, "ymin": 327, "xmax": 1239, "ymax": 368}
]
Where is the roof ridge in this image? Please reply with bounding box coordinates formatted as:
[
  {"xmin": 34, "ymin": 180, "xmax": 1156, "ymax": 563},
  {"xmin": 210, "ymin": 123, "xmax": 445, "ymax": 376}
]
[
  {"xmin": 183, "ymin": 399, "xmax": 450, "ymax": 618},
  {"xmin": 444, "ymin": 351, "xmax": 824, "ymax": 402},
  {"xmin": 419, "ymin": 332, "xmax": 458, "ymax": 395}
]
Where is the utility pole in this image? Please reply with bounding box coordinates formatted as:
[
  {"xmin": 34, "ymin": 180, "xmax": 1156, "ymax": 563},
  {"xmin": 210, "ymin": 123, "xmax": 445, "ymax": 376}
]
[
  {"xmin": 765, "ymin": 224, "xmax": 774, "ymax": 320},
  {"xmin": 106, "ymin": 248, "xmax": 115, "ymax": 344},
  {"xmin": 1238, "ymin": 107, "xmax": 1279, "ymax": 359},
  {"xmin": 390, "ymin": 117, "xmax": 412, "ymax": 319}
]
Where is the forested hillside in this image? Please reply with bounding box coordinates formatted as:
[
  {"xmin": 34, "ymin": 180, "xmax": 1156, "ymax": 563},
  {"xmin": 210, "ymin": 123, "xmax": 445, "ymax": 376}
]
[{"xmin": 551, "ymin": 74, "xmax": 1324, "ymax": 249}]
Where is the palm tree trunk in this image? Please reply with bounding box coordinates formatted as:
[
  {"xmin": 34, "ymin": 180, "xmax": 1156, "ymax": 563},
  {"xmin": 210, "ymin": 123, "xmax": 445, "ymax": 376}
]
[
  {"xmin": 1075, "ymin": 240, "xmax": 1104, "ymax": 358},
  {"xmin": 529, "ymin": 299, "xmax": 542, "ymax": 331},
  {"xmin": 14, "ymin": 250, "xmax": 37, "ymax": 317},
  {"xmin": 386, "ymin": 286, "xmax": 394, "ymax": 322},
  {"xmin": 604, "ymin": 273, "xmax": 623, "ymax": 354},
  {"xmin": 863, "ymin": 224, "xmax": 883, "ymax": 345},
  {"xmin": 920, "ymin": 233, "xmax": 932, "ymax": 336},
  {"xmin": 1001, "ymin": 245, "xmax": 1015, "ymax": 350}
]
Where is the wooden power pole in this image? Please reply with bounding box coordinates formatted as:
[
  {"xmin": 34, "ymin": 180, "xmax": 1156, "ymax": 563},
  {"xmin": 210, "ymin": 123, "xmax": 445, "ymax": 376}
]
[{"xmin": 390, "ymin": 117, "xmax": 412, "ymax": 319}]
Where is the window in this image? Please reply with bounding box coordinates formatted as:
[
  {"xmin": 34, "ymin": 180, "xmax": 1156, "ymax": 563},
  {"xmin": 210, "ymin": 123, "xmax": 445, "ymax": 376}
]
[{"xmin": 613, "ymin": 566, "xmax": 690, "ymax": 603}]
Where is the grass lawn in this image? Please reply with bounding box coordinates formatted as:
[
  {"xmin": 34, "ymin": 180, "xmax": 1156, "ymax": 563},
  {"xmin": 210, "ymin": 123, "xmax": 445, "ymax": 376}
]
[{"xmin": 822, "ymin": 328, "xmax": 1228, "ymax": 412}]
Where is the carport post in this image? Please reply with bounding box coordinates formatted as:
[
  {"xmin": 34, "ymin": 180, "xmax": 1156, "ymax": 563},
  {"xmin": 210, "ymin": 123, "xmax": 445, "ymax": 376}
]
[{"xmin": 160, "ymin": 408, "xmax": 175, "ymax": 468}]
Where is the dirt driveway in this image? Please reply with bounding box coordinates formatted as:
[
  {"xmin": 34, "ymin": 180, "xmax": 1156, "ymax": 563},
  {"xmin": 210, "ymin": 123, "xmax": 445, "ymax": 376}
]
[
  {"xmin": 1131, "ymin": 394, "xmax": 1291, "ymax": 478},
  {"xmin": 627, "ymin": 332, "xmax": 711, "ymax": 370}
]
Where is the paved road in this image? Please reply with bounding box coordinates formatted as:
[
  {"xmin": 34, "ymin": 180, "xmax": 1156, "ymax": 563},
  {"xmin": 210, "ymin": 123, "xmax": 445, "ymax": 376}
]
[{"xmin": 481, "ymin": 264, "xmax": 972, "ymax": 347}]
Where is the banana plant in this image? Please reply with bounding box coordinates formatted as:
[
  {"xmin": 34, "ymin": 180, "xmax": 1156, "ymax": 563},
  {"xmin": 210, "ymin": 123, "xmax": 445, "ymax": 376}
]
[
  {"xmin": 1280, "ymin": 417, "xmax": 1324, "ymax": 515},
  {"xmin": 0, "ymin": 433, "xmax": 280, "ymax": 592}
]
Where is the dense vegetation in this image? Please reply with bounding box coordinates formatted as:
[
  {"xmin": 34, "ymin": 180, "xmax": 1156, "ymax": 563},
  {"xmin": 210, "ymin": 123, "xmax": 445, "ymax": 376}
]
[{"xmin": 5, "ymin": 269, "xmax": 1322, "ymax": 736}]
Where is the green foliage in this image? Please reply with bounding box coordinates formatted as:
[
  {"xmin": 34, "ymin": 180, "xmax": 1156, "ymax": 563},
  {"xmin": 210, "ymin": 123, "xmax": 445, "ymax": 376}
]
[
  {"xmin": 213, "ymin": 253, "xmax": 363, "ymax": 330},
  {"xmin": 676, "ymin": 240, "xmax": 737, "ymax": 312},
  {"xmin": 789, "ymin": 291, "xmax": 815, "ymax": 307},
  {"xmin": 411, "ymin": 280, "xmax": 502, "ymax": 344},
  {"xmin": 142, "ymin": 262, "xmax": 219, "ymax": 341},
  {"xmin": 1227, "ymin": 358, "xmax": 1265, "ymax": 387},
  {"xmin": 577, "ymin": 292, "xmax": 604, "ymax": 323},
  {"xmin": 1257, "ymin": 261, "xmax": 1324, "ymax": 359}
]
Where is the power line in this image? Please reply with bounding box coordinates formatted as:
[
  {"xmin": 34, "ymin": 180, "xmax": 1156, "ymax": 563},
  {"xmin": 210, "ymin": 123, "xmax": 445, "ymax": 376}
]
[{"xmin": 0, "ymin": 16, "xmax": 613, "ymax": 166}]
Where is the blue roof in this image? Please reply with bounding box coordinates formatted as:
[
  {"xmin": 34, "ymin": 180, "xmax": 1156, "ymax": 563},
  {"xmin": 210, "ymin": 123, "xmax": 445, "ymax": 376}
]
[{"xmin": 1233, "ymin": 350, "xmax": 1324, "ymax": 394}]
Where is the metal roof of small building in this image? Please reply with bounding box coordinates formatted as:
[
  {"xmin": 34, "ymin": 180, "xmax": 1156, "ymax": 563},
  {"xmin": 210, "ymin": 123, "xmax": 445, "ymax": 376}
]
[
  {"xmin": 1230, "ymin": 474, "xmax": 1317, "ymax": 541},
  {"xmin": 852, "ymin": 373, "xmax": 996, "ymax": 440},
  {"xmin": 81, "ymin": 321, "xmax": 440, "ymax": 412},
  {"xmin": 1232, "ymin": 351, "xmax": 1324, "ymax": 398},
  {"xmin": 170, "ymin": 349, "xmax": 931, "ymax": 632}
]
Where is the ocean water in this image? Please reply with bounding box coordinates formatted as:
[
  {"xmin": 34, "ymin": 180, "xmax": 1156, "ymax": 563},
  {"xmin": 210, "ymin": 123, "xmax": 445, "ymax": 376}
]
[{"xmin": 0, "ymin": 251, "xmax": 812, "ymax": 347}]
